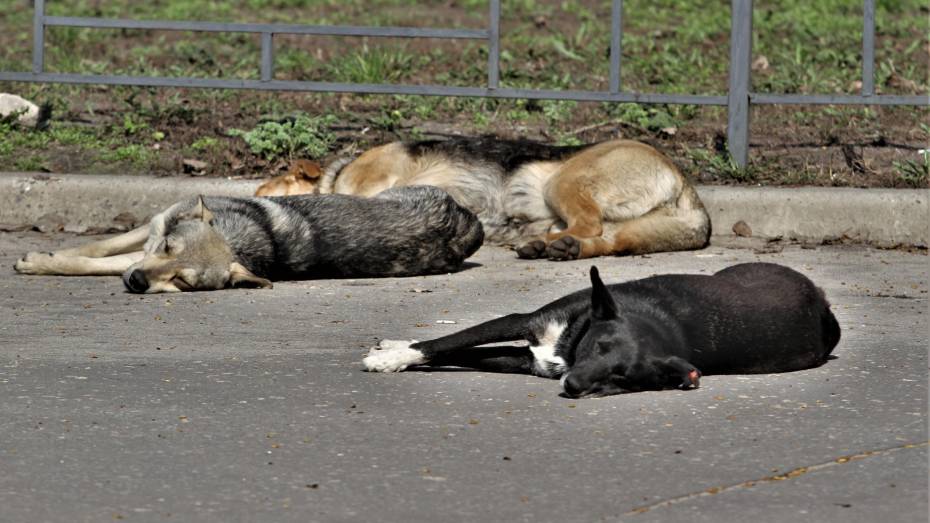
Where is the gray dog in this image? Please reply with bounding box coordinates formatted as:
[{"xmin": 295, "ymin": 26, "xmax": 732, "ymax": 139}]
[{"xmin": 15, "ymin": 186, "xmax": 484, "ymax": 293}]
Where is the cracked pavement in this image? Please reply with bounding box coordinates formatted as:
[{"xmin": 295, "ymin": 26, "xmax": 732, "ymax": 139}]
[{"xmin": 0, "ymin": 231, "xmax": 927, "ymax": 522}]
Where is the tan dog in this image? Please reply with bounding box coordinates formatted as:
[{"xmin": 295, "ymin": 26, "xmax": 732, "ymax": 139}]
[{"xmin": 255, "ymin": 137, "xmax": 711, "ymax": 259}]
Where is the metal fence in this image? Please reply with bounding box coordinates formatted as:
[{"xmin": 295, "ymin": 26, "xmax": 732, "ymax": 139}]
[{"xmin": 0, "ymin": 0, "xmax": 927, "ymax": 166}]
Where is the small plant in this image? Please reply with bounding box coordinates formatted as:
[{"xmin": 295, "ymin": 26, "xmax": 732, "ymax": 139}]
[
  {"xmin": 893, "ymin": 151, "xmax": 929, "ymax": 188},
  {"xmin": 14, "ymin": 155, "xmax": 45, "ymax": 171},
  {"xmin": 228, "ymin": 114, "xmax": 337, "ymax": 162},
  {"xmin": 555, "ymin": 133, "xmax": 584, "ymax": 146},
  {"xmin": 541, "ymin": 100, "xmax": 576, "ymax": 125},
  {"xmin": 370, "ymin": 109, "xmax": 405, "ymax": 132},
  {"xmin": 327, "ymin": 46, "xmax": 414, "ymax": 84},
  {"xmin": 100, "ymin": 144, "xmax": 151, "ymax": 166},
  {"xmin": 689, "ymin": 148, "xmax": 757, "ymax": 182},
  {"xmin": 122, "ymin": 114, "xmax": 148, "ymax": 136},
  {"xmin": 191, "ymin": 136, "xmax": 219, "ymax": 151},
  {"xmin": 0, "ymin": 122, "xmax": 15, "ymax": 156},
  {"xmin": 606, "ymin": 103, "xmax": 679, "ymax": 133}
]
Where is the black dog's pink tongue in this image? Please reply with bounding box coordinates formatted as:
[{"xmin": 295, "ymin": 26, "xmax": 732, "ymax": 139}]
[{"xmin": 687, "ymin": 369, "xmax": 701, "ymax": 388}]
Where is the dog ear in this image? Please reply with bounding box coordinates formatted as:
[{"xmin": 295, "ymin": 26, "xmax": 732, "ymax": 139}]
[
  {"xmin": 290, "ymin": 160, "xmax": 323, "ymax": 180},
  {"xmin": 228, "ymin": 262, "xmax": 273, "ymax": 289},
  {"xmin": 193, "ymin": 196, "xmax": 215, "ymax": 224},
  {"xmin": 589, "ymin": 266, "xmax": 619, "ymax": 320},
  {"xmin": 655, "ymin": 356, "xmax": 701, "ymax": 389},
  {"xmin": 180, "ymin": 196, "xmax": 216, "ymax": 223}
]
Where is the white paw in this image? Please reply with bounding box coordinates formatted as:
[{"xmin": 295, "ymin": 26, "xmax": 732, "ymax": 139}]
[
  {"xmin": 363, "ymin": 340, "xmax": 425, "ymax": 372},
  {"xmin": 14, "ymin": 251, "xmax": 55, "ymax": 274}
]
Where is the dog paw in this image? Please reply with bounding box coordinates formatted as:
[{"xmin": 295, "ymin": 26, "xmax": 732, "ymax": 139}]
[
  {"xmin": 14, "ymin": 251, "xmax": 55, "ymax": 274},
  {"xmin": 546, "ymin": 236, "xmax": 581, "ymax": 261},
  {"xmin": 516, "ymin": 240, "xmax": 547, "ymax": 259},
  {"xmin": 679, "ymin": 369, "xmax": 702, "ymax": 389},
  {"xmin": 363, "ymin": 340, "xmax": 425, "ymax": 372}
]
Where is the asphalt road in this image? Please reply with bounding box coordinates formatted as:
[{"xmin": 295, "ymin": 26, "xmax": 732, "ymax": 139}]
[{"xmin": 0, "ymin": 231, "xmax": 926, "ymax": 523}]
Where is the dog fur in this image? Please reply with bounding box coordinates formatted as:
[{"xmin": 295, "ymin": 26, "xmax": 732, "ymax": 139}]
[
  {"xmin": 254, "ymin": 137, "xmax": 711, "ymax": 259},
  {"xmin": 364, "ymin": 263, "xmax": 841, "ymax": 398},
  {"xmin": 14, "ymin": 186, "xmax": 483, "ymax": 293},
  {"xmin": 254, "ymin": 159, "xmax": 323, "ymax": 196}
]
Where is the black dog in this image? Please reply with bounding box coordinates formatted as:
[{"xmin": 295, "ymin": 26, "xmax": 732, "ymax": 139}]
[{"xmin": 364, "ymin": 263, "xmax": 841, "ymax": 398}]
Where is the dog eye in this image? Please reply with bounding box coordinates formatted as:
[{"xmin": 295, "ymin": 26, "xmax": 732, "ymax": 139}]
[{"xmin": 171, "ymin": 277, "xmax": 192, "ymax": 291}]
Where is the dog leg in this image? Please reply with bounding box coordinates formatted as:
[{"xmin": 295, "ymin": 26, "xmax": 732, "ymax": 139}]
[
  {"xmin": 656, "ymin": 356, "xmax": 701, "ymax": 389},
  {"xmin": 607, "ymin": 207, "xmax": 710, "ymax": 256},
  {"xmin": 54, "ymin": 225, "xmax": 149, "ymax": 258},
  {"xmin": 364, "ymin": 313, "xmax": 531, "ymax": 372},
  {"xmin": 543, "ymin": 206, "xmax": 712, "ymax": 260},
  {"xmin": 428, "ymin": 345, "xmax": 535, "ymax": 373},
  {"xmin": 15, "ymin": 251, "xmax": 144, "ymax": 276},
  {"xmin": 546, "ymin": 190, "xmax": 603, "ymax": 257},
  {"xmin": 364, "ymin": 340, "xmax": 536, "ymax": 374}
]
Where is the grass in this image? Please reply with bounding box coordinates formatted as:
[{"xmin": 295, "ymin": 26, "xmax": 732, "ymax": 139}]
[
  {"xmin": 894, "ymin": 151, "xmax": 930, "ymax": 188},
  {"xmin": 0, "ymin": 0, "xmax": 926, "ymax": 186},
  {"xmin": 687, "ymin": 148, "xmax": 758, "ymax": 183}
]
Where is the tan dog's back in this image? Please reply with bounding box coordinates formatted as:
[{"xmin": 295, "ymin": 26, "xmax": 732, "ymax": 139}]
[{"xmin": 548, "ymin": 140, "xmax": 684, "ymax": 223}]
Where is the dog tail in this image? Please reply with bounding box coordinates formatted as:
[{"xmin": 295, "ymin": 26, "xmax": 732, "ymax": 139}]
[
  {"xmin": 820, "ymin": 298, "xmax": 842, "ymax": 358},
  {"xmin": 412, "ymin": 313, "xmax": 531, "ymax": 353},
  {"xmin": 319, "ymin": 156, "xmax": 356, "ymax": 193},
  {"xmin": 451, "ymin": 206, "xmax": 484, "ymax": 260}
]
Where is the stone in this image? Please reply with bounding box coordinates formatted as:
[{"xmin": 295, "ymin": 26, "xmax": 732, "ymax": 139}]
[
  {"xmin": 182, "ymin": 158, "xmax": 209, "ymax": 175},
  {"xmin": 732, "ymin": 220, "xmax": 752, "ymax": 237},
  {"xmin": 0, "ymin": 93, "xmax": 40, "ymax": 128}
]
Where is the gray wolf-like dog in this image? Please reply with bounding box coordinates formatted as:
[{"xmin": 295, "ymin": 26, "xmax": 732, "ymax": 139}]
[
  {"xmin": 254, "ymin": 136, "xmax": 711, "ymax": 259},
  {"xmin": 14, "ymin": 186, "xmax": 483, "ymax": 293},
  {"xmin": 364, "ymin": 263, "xmax": 840, "ymax": 398}
]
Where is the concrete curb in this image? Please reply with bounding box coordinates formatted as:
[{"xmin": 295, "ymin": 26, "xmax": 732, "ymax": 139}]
[
  {"xmin": 1, "ymin": 172, "xmax": 927, "ymax": 247},
  {"xmin": 697, "ymin": 185, "xmax": 928, "ymax": 247}
]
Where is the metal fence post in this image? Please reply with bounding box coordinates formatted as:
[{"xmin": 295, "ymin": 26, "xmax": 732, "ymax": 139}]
[
  {"xmin": 727, "ymin": 0, "xmax": 753, "ymax": 167},
  {"xmin": 32, "ymin": 0, "xmax": 45, "ymax": 74},
  {"xmin": 609, "ymin": 0, "xmax": 623, "ymax": 93},
  {"xmin": 862, "ymin": 0, "xmax": 875, "ymax": 97},
  {"xmin": 260, "ymin": 32, "xmax": 274, "ymax": 82},
  {"xmin": 488, "ymin": 0, "xmax": 500, "ymax": 89}
]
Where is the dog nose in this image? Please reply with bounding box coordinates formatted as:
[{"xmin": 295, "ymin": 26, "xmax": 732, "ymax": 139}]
[
  {"xmin": 561, "ymin": 374, "xmax": 585, "ymax": 398},
  {"xmin": 123, "ymin": 269, "xmax": 149, "ymax": 293}
]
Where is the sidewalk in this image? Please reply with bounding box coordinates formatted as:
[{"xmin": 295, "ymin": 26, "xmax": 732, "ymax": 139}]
[{"xmin": 0, "ymin": 232, "xmax": 926, "ymax": 522}]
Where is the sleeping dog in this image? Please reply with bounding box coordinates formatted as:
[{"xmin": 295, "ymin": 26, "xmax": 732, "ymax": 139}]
[
  {"xmin": 255, "ymin": 137, "xmax": 711, "ymax": 259},
  {"xmin": 364, "ymin": 263, "xmax": 841, "ymax": 398},
  {"xmin": 15, "ymin": 186, "xmax": 483, "ymax": 293}
]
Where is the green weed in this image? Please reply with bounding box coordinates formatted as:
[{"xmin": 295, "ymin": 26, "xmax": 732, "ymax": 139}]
[
  {"xmin": 894, "ymin": 151, "xmax": 929, "ymax": 188},
  {"xmin": 689, "ymin": 148, "xmax": 757, "ymax": 182},
  {"xmin": 326, "ymin": 46, "xmax": 414, "ymax": 84},
  {"xmin": 14, "ymin": 156, "xmax": 45, "ymax": 171},
  {"xmin": 370, "ymin": 109, "xmax": 405, "ymax": 132},
  {"xmin": 100, "ymin": 144, "xmax": 152, "ymax": 166},
  {"xmin": 605, "ymin": 103, "xmax": 679, "ymax": 133},
  {"xmin": 228, "ymin": 113, "xmax": 337, "ymax": 161},
  {"xmin": 191, "ymin": 136, "xmax": 220, "ymax": 151},
  {"xmin": 122, "ymin": 115, "xmax": 149, "ymax": 136}
]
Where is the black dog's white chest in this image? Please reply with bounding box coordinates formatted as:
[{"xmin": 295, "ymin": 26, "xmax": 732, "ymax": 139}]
[{"xmin": 528, "ymin": 320, "xmax": 569, "ymax": 377}]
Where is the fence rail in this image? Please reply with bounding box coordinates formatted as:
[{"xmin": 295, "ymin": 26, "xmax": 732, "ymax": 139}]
[{"xmin": 1, "ymin": 0, "xmax": 928, "ymax": 166}]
